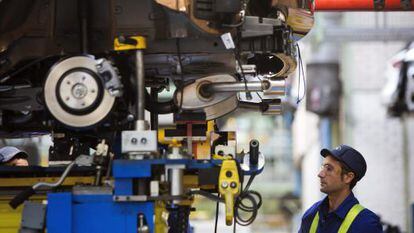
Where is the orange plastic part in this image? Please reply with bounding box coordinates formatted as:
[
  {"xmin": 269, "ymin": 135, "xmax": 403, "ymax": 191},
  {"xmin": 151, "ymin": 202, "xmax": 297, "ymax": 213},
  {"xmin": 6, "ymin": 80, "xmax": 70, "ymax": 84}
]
[{"xmin": 314, "ymin": 0, "xmax": 414, "ymax": 11}]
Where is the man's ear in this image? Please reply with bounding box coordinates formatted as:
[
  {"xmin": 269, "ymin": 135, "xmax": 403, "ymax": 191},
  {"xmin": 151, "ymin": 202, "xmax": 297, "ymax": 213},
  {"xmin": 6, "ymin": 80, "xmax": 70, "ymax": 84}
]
[{"xmin": 343, "ymin": 172, "xmax": 355, "ymax": 184}]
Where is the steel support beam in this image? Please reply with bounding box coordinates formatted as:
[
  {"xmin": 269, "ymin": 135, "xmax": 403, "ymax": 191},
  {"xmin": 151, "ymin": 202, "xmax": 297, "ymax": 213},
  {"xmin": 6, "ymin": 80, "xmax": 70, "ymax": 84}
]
[{"xmin": 321, "ymin": 27, "xmax": 414, "ymax": 42}]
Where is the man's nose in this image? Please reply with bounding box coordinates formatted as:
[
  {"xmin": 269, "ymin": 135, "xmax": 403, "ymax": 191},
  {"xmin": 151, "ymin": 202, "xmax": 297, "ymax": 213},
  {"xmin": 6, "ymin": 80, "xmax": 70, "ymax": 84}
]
[{"xmin": 318, "ymin": 169, "xmax": 325, "ymax": 178}]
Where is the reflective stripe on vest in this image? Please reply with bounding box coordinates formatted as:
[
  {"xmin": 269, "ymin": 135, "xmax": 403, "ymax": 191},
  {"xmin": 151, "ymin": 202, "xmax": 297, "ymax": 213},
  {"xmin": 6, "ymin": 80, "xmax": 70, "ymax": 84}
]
[{"xmin": 309, "ymin": 204, "xmax": 365, "ymax": 233}]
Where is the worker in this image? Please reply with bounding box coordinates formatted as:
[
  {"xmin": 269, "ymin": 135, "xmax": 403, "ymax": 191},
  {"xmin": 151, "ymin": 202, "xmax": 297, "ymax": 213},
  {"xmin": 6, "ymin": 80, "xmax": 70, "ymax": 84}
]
[
  {"xmin": 0, "ymin": 146, "xmax": 29, "ymax": 166},
  {"xmin": 299, "ymin": 145, "xmax": 383, "ymax": 233}
]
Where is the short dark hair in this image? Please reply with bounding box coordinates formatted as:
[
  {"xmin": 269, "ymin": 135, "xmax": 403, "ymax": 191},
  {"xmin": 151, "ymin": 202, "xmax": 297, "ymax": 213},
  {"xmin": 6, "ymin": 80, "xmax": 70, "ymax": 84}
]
[{"xmin": 340, "ymin": 162, "xmax": 357, "ymax": 189}]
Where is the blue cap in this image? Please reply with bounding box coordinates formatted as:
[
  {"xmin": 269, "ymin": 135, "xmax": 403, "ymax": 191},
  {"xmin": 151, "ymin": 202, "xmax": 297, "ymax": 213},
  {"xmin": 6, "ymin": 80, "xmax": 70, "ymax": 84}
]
[
  {"xmin": 321, "ymin": 145, "xmax": 367, "ymax": 181},
  {"xmin": 0, "ymin": 146, "xmax": 28, "ymax": 164}
]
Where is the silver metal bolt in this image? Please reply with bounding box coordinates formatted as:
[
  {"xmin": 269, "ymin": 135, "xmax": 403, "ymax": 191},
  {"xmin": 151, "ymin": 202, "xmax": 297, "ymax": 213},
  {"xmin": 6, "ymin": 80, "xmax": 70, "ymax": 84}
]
[
  {"xmin": 131, "ymin": 138, "xmax": 138, "ymax": 144},
  {"xmin": 221, "ymin": 181, "xmax": 228, "ymax": 189},
  {"xmin": 140, "ymin": 138, "xmax": 147, "ymax": 144},
  {"xmin": 72, "ymin": 83, "xmax": 88, "ymax": 99},
  {"xmin": 127, "ymin": 114, "xmax": 134, "ymax": 122}
]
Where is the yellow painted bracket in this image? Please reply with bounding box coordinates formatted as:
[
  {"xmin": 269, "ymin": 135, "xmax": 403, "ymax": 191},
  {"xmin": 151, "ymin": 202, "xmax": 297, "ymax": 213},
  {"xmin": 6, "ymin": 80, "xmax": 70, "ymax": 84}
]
[
  {"xmin": 218, "ymin": 159, "xmax": 240, "ymax": 226},
  {"xmin": 212, "ymin": 154, "xmax": 233, "ymax": 160},
  {"xmin": 154, "ymin": 201, "xmax": 168, "ymax": 233},
  {"xmin": 114, "ymin": 36, "xmax": 146, "ymax": 51},
  {"xmin": 168, "ymin": 139, "xmax": 182, "ymax": 148}
]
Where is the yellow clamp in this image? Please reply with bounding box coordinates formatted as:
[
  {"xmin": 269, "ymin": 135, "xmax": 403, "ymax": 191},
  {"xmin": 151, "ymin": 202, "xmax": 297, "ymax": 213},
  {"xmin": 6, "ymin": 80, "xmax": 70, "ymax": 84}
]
[
  {"xmin": 168, "ymin": 139, "xmax": 182, "ymax": 148},
  {"xmin": 218, "ymin": 159, "xmax": 240, "ymax": 226},
  {"xmin": 212, "ymin": 154, "xmax": 233, "ymax": 160},
  {"xmin": 114, "ymin": 36, "xmax": 146, "ymax": 51}
]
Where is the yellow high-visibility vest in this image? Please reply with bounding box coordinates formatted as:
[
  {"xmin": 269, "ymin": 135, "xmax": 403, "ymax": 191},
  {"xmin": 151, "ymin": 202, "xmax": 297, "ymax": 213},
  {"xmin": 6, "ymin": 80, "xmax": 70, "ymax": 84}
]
[{"xmin": 310, "ymin": 204, "xmax": 365, "ymax": 233}]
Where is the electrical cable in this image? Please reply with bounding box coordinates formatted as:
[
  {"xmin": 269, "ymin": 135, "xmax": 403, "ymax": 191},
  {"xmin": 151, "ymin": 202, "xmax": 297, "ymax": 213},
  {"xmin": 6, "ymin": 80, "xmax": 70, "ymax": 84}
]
[
  {"xmin": 188, "ymin": 190, "xmax": 223, "ymax": 203},
  {"xmin": 189, "ymin": 171, "xmax": 262, "ymax": 229},
  {"xmin": 222, "ymin": 13, "xmax": 245, "ymax": 28},
  {"xmin": 233, "ymin": 215, "xmax": 237, "ymax": 233},
  {"xmin": 234, "ymin": 50, "xmax": 252, "ymax": 100},
  {"xmin": 223, "ymin": 0, "xmax": 247, "ymax": 28},
  {"xmin": 255, "ymin": 76, "xmax": 264, "ymax": 101},
  {"xmin": 255, "ymin": 90, "xmax": 263, "ymax": 101},
  {"xmin": 234, "ymin": 174, "xmax": 262, "ymax": 226},
  {"xmin": 243, "ymin": 174, "xmax": 255, "ymax": 192},
  {"xmin": 299, "ymin": 45, "xmax": 306, "ymax": 100},
  {"xmin": 234, "ymin": 191, "xmax": 260, "ymax": 226},
  {"xmin": 189, "ymin": 178, "xmax": 262, "ymax": 228},
  {"xmin": 234, "ymin": 25, "xmax": 252, "ymax": 100},
  {"xmin": 176, "ymin": 38, "xmax": 185, "ymax": 111},
  {"xmin": 189, "ymin": 190, "xmax": 222, "ymax": 233},
  {"xmin": 296, "ymin": 46, "xmax": 301, "ymax": 104},
  {"xmin": 214, "ymin": 194, "xmax": 220, "ymax": 233},
  {"xmin": 0, "ymin": 55, "xmax": 57, "ymax": 83},
  {"xmin": 296, "ymin": 44, "xmax": 306, "ymax": 104}
]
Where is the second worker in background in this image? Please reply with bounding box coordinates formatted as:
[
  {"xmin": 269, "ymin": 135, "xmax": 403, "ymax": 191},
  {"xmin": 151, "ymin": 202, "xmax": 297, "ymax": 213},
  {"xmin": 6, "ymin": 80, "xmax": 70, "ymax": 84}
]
[{"xmin": 298, "ymin": 145, "xmax": 383, "ymax": 233}]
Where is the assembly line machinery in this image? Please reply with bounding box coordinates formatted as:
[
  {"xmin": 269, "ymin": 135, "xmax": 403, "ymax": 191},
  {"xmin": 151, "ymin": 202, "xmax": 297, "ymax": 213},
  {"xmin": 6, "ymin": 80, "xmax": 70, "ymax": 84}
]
[
  {"xmin": 2, "ymin": 0, "xmax": 414, "ymax": 232},
  {"xmin": 0, "ymin": 0, "xmax": 315, "ymax": 232}
]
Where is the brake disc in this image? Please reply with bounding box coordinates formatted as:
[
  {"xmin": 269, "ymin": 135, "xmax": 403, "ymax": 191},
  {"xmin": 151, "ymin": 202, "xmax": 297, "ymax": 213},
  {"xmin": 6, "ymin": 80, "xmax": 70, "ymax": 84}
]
[{"xmin": 44, "ymin": 56, "xmax": 117, "ymax": 128}]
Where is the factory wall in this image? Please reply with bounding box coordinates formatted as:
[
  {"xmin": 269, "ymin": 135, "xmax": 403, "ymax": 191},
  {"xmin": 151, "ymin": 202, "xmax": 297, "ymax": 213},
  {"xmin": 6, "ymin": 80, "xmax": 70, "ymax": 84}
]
[
  {"xmin": 294, "ymin": 12, "xmax": 414, "ymax": 232},
  {"xmin": 342, "ymin": 41, "xmax": 408, "ymax": 230}
]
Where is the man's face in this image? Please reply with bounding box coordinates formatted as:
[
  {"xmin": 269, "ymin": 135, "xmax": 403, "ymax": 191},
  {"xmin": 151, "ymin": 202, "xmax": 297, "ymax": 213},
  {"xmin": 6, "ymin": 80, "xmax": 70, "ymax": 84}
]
[
  {"xmin": 318, "ymin": 155, "xmax": 352, "ymax": 194},
  {"xmin": 5, "ymin": 158, "xmax": 28, "ymax": 166}
]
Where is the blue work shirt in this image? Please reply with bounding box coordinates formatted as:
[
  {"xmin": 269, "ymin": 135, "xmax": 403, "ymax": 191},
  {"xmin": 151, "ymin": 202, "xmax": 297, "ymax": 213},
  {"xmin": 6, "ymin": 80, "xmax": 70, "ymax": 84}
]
[{"xmin": 299, "ymin": 192, "xmax": 383, "ymax": 233}]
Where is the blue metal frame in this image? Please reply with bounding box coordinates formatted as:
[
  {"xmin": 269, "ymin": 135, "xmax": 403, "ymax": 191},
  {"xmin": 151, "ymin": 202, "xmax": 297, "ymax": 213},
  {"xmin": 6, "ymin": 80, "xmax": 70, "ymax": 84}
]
[
  {"xmin": 47, "ymin": 193, "xmax": 154, "ymax": 233},
  {"xmin": 111, "ymin": 159, "xmax": 223, "ymax": 196},
  {"xmin": 46, "ymin": 158, "xmax": 262, "ymax": 232}
]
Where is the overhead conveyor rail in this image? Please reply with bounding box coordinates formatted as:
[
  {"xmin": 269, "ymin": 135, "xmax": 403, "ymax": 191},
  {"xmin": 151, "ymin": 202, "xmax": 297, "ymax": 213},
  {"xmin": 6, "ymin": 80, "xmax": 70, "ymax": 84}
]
[{"xmin": 314, "ymin": 0, "xmax": 414, "ymax": 11}]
